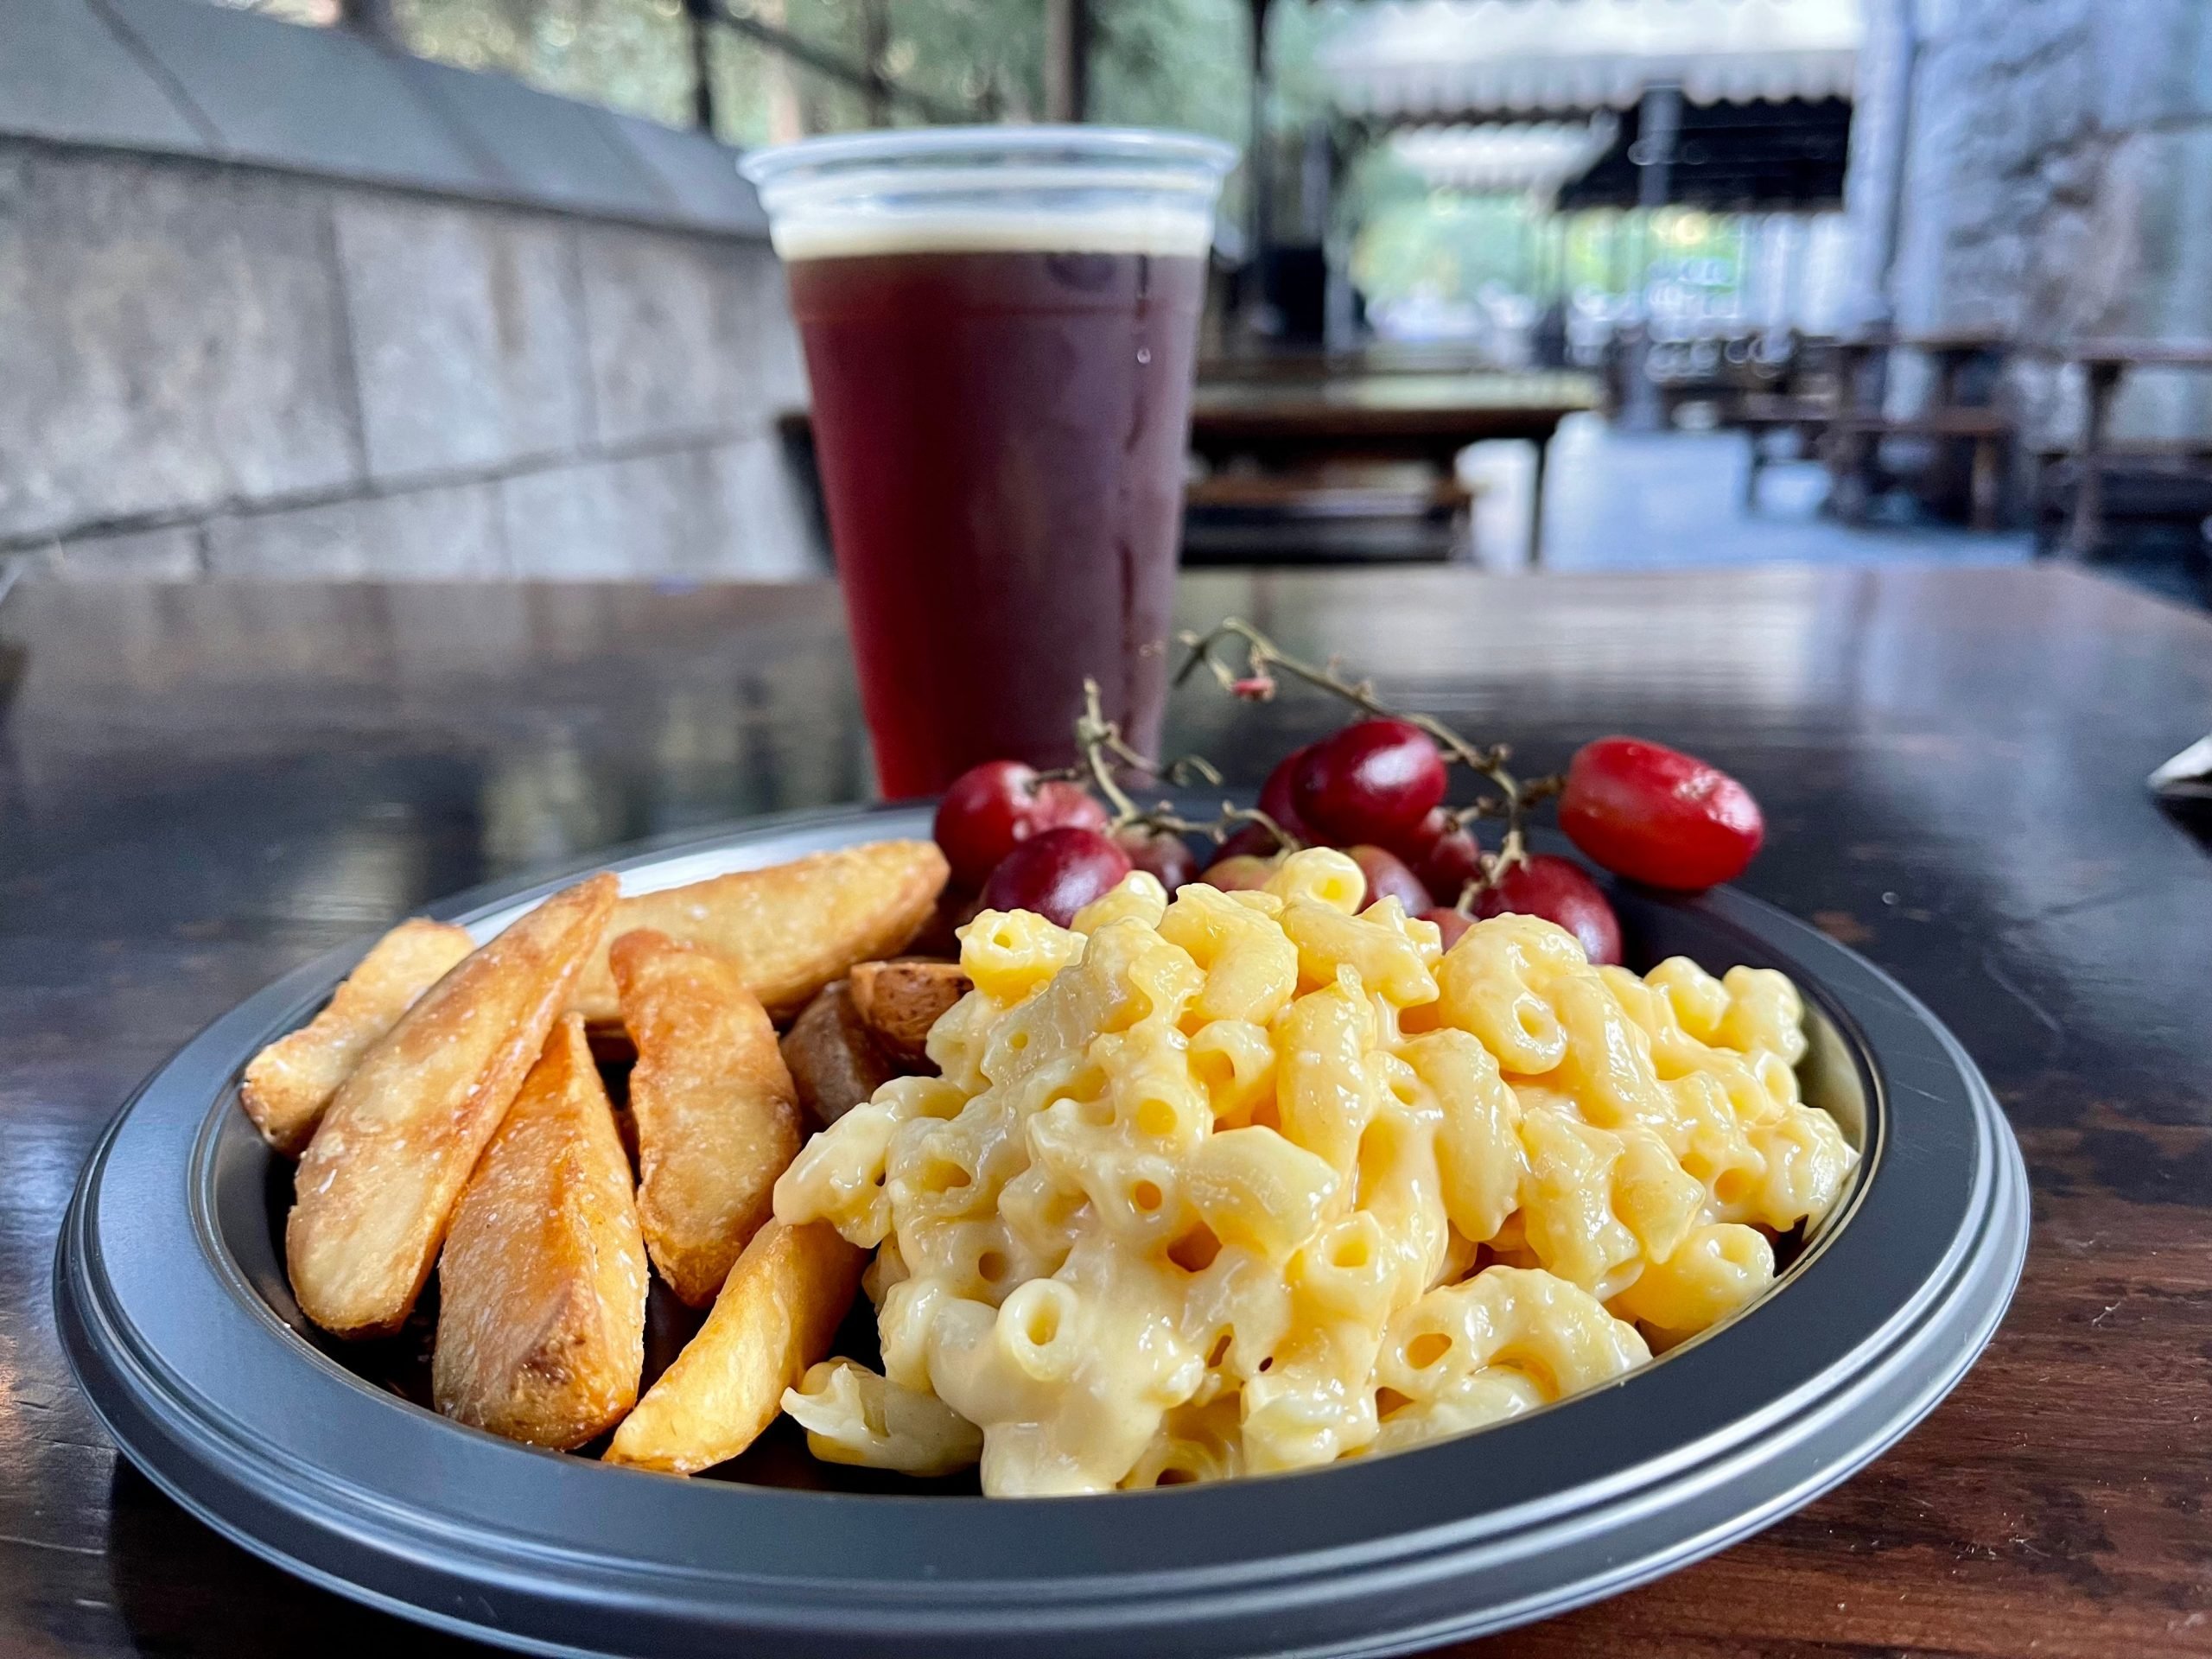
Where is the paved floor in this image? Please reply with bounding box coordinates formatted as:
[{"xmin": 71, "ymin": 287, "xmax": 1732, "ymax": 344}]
[{"xmin": 1464, "ymin": 414, "xmax": 2036, "ymax": 572}]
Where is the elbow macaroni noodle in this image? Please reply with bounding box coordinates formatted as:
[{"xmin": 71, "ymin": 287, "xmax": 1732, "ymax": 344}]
[{"xmin": 774, "ymin": 849, "xmax": 1858, "ymax": 1495}]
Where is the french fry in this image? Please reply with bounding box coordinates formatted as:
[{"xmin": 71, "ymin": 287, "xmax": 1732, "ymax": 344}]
[
  {"xmin": 612, "ymin": 929, "xmax": 804, "ymax": 1307},
  {"xmin": 432, "ymin": 1015, "xmax": 646, "ymax": 1449},
  {"xmin": 286, "ymin": 874, "xmax": 617, "ymax": 1338},
  {"xmin": 780, "ymin": 981, "xmax": 896, "ymax": 1126},
  {"xmin": 847, "ymin": 959, "xmax": 972, "ymax": 1067},
  {"xmin": 240, "ymin": 918, "xmax": 474, "ymax": 1155},
  {"xmin": 602, "ymin": 1220, "xmax": 863, "ymax": 1475},
  {"xmin": 569, "ymin": 841, "xmax": 950, "ymax": 1025}
]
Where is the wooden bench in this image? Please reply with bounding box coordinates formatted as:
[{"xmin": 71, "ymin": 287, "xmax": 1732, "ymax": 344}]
[
  {"xmin": 2051, "ymin": 340, "xmax": 2212, "ymax": 556},
  {"xmin": 2033, "ymin": 442, "xmax": 2212, "ymax": 557},
  {"xmin": 1732, "ymin": 390, "xmax": 1839, "ymax": 510},
  {"xmin": 1187, "ymin": 372, "xmax": 1596, "ymax": 565},
  {"xmin": 1824, "ymin": 334, "xmax": 2018, "ymax": 531}
]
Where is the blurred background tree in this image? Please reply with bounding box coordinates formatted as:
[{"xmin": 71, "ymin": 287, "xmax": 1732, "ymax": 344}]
[
  {"xmin": 372, "ymin": 0, "xmax": 1305, "ymax": 226},
  {"xmin": 387, "ymin": 0, "xmax": 1266, "ymax": 148}
]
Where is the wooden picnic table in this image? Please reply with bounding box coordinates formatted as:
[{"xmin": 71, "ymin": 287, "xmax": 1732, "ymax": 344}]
[
  {"xmin": 1827, "ymin": 330, "xmax": 2018, "ymax": 530},
  {"xmin": 777, "ymin": 371, "xmax": 1595, "ymax": 566},
  {"xmin": 1197, "ymin": 342, "xmax": 1499, "ymax": 382},
  {"xmin": 2058, "ymin": 337, "xmax": 2212, "ymax": 556},
  {"xmin": 4, "ymin": 564, "xmax": 2211, "ymax": 1657},
  {"xmin": 1186, "ymin": 371, "xmax": 1600, "ymax": 564}
]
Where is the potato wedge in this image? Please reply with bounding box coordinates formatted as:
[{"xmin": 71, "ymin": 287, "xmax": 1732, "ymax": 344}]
[
  {"xmin": 569, "ymin": 841, "xmax": 950, "ymax": 1025},
  {"xmin": 286, "ymin": 874, "xmax": 616, "ymax": 1338},
  {"xmin": 848, "ymin": 959, "xmax": 972, "ymax": 1067},
  {"xmin": 241, "ymin": 918, "xmax": 474, "ymax": 1155},
  {"xmin": 612, "ymin": 929, "xmax": 804, "ymax": 1307},
  {"xmin": 603, "ymin": 1220, "xmax": 863, "ymax": 1475},
  {"xmin": 780, "ymin": 981, "xmax": 895, "ymax": 1126},
  {"xmin": 432, "ymin": 1015, "xmax": 647, "ymax": 1448}
]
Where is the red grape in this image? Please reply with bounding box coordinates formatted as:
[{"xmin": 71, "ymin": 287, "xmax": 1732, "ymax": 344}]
[
  {"xmin": 1116, "ymin": 826, "xmax": 1198, "ymax": 893},
  {"xmin": 1417, "ymin": 827, "xmax": 1484, "ymax": 908},
  {"xmin": 1197, "ymin": 854, "xmax": 1277, "ymax": 893},
  {"xmin": 1383, "ymin": 805, "xmax": 1452, "ymax": 864},
  {"xmin": 1344, "ymin": 845, "xmax": 1429, "ymax": 913},
  {"xmin": 980, "ymin": 828, "xmax": 1133, "ymax": 928},
  {"xmin": 1558, "ymin": 737, "xmax": 1763, "ymax": 891},
  {"xmin": 1257, "ymin": 745, "xmax": 1317, "ymax": 846},
  {"xmin": 1214, "ymin": 822, "xmax": 1286, "ymax": 862},
  {"xmin": 1383, "ymin": 805, "xmax": 1483, "ymax": 907},
  {"xmin": 1472, "ymin": 855, "xmax": 1623, "ymax": 966},
  {"xmin": 1422, "ymin": 906, "xmax": 1474, "ymax": 950},
  {"xmin": 1293, "ymin": 719, "xmax": 1447, "ymax": 844},
  {"xmin": 934, "ymin": 760, "xmax": 1109, "ymax": 889}
]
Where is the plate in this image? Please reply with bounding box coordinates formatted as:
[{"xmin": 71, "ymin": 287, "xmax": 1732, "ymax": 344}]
[{"xmin": 57, "ymin": 804, "xmax": 2029, "ymax": 1658}]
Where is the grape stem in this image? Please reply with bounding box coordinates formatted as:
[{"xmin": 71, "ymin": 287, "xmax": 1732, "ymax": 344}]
[
  {"xmin": 1174, "ymin": 618, "xmax": 1562, "ymax": 899},
  {"xmin": 1073, "ymin": 678, "xmax": 1259, "ymax": 848}
]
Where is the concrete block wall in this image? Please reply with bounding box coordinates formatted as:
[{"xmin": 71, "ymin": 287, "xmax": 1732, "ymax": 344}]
[
  {"xmin": 0, "ymin": 0, "xmax": 817, "ymax": 582},
  {"xmin": 1846, "ymin": 0, "xmax": 2212, "ymax": 448}
]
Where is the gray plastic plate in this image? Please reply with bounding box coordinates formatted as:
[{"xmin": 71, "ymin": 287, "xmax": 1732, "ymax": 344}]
[{"xmin": 57, "ymin": 804, "xmax": 2029, "ymax": 1657}]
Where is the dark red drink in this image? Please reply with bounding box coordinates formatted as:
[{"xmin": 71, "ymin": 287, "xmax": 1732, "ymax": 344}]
[{"xmin": 787, "ymin": 247, "xmax": 1208, "ymax": 798}]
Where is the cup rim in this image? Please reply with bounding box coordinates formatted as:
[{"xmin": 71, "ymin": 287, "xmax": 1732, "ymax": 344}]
[{"xmin": 739, "ymin": 124, "xmax": 1239, "ymax": 188}]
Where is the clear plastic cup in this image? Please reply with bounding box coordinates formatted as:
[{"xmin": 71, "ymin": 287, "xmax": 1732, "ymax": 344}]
[{"xmin": 742, "ymin": 127, "xmax": 1235, "ymax": 799}]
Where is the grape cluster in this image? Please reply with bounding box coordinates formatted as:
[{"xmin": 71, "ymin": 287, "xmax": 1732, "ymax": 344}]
[{"xmin": 931, "ymin": 674, "xmax": 1764, "ymax": 960}]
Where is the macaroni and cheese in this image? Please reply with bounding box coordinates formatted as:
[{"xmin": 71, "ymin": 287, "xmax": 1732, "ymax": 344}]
[{"xmin": 773, "ymin": 849, "xmax": 1856, "ymax": 1496}]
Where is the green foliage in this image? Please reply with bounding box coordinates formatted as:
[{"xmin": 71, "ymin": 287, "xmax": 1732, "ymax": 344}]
[
  {"xmin": 1351, "ymin": 192, "xmax": 1553, "ymax": 308},
  {"xmin": 1090, "ymin": 0, "xmax": 1251, "ymax": 220},
  {"xmin": 1090, "ymin": 0, "xmax": 1247, "ymax": 144},
  {"xmin": 396, "ymin": 0, "xmax": 696, "ymax": 124},
  {"xmin": 884, "ymin": 0, "xmax": 1047, "ymax": 119},
  {"xmin": 1349, "ymin": 188, "xmax": 1755, "ymax": 315},
  {"xmin": 389, "ymin": 0, "xmax": 1313, "ymax": 159},
  {"xmin": 372, "ymin": 0, "xmax": 1368, "ymax": 274},
  {"xmin": 1264, "ymin": 0, "xmax": 1348, "ymax": 130}
]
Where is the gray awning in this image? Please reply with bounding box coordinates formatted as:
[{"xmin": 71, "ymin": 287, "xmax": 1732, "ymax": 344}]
[{"xmin": 1389, "ymin": 118, "xmax": 1619, "ymax": 197}]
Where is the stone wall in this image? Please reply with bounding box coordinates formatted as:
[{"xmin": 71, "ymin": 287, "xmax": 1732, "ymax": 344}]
[
  {"xmin": 1846, "ymin": 0, "xmax": 2212, "ymax": 447},
  {"xmin": 1, "ymin": 0, "xmax": 816, "ymax": 582}
]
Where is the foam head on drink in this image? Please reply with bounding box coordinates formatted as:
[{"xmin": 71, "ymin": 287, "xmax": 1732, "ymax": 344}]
[{"xmin": 773, "ymin": 194, "xmax": 1214, "ymax": 799}]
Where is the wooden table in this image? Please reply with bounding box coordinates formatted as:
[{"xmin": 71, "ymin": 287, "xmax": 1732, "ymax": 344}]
[
  {"xmin": 1197, "ymin": 343, "xmax": 1500, "ymax": 382},
  {"xmin": 1827, "ymin": 331, "xmax": 2017, "ymax": 531},
  {"xmin": 1187, "ymin": 372, "xmax": 1599, "ymax": 564},
  {"xmin": 2058, "ymin": 338, "xmax": 2212, "ymax": 557},
  {"xmin": 1715, "ymin": 334, "xmax": 1841, "ymax": 510},
  {"xmin": 4, "ymin": 567, "xmax": 2210, "ymax": 1658}
]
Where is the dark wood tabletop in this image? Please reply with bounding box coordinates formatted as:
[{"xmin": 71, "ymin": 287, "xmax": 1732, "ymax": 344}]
[
  {"xmin": 1187, "ymin": 370, "xmax": 1598, "ymax": 453},
  {"xmin": 1197, "ymin": 344, "xmax": 1503, "ymax": 381},
  {"xmin": 788, "ymin": 367, "xmax": 1601, "ymax": 454},
  {"xmin": 2069, "ymin": 338, "xmax": 2212, "ymax": 372},
  {"xmin": 5, "ymin": 565, "xmax": 2210, "ymax": 1658}
]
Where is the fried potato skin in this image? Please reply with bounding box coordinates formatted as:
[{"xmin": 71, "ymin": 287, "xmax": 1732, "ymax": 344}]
[
  {"xmin": 847, "ymin": 959, "xmax": 972, "ymax": 1067},
  {"xmin": 286, "ymin": 875, "xmax": 617, "ymax": 1338},
  {"xmin": 603, "ymin": 1220, "xmax": 863, "ymax": 1475},
  {"xmin": 780, "ymin": 981, "xmax": 896, "ymax": 1127},
  {"xmin": 241, "ymin": 919, "xmax": 475, "ymax": 1155},
  {"xmin": 432, "ymin": 1015, "xmax": 647, "ymax": 1448},
  {"xmin": 569, "ymin": 841, "xmax": 950, "ymax": 1025},
  {"xmin": 612, "ymin": 930, "xmax": 804, "ymax": 1307}
]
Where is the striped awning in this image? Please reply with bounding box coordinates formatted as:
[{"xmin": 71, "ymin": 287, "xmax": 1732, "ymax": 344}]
[
  {"xmin": 1389, "ymin": 119, "xmax": 1620, "ymax": 195},
  {"xmin": 1321, "ymin": 0, "xmax": 1864, "ymax": 119}
]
